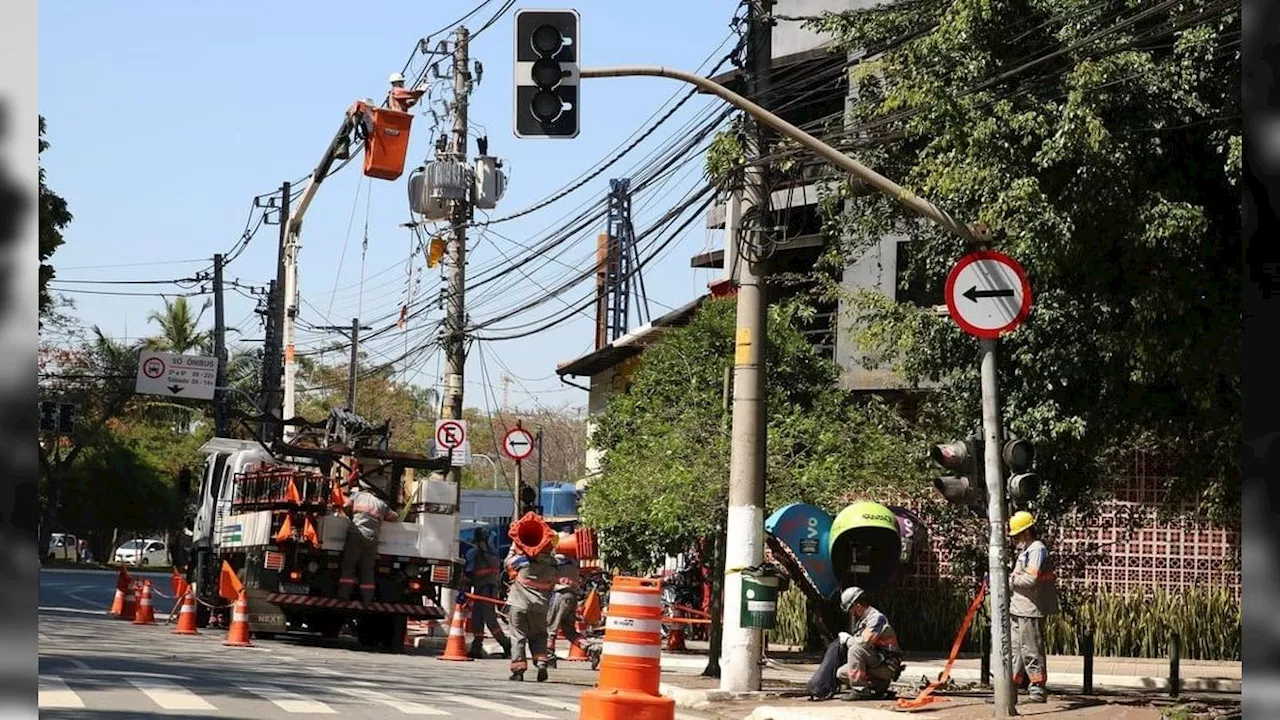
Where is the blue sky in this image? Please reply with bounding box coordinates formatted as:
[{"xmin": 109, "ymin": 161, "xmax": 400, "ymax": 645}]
[{"xmin": 39, "ymin": 0, "xmax": 739, "ymax": 419}]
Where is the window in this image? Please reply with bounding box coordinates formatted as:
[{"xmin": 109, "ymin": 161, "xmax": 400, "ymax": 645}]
[{"xmin": 895, "ymin": 240, "xmax": 945, "ymax": 307}]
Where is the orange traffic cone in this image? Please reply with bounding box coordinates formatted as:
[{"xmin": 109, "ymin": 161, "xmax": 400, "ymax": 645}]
[
  {"xmin": 665, "ymin": 606, "xmax": 687, "ymax": 651},
  {"xmin": 437, "ymin": 601, "xmax": 473, "ymax": 661},
  {"xmin": 108, "ymin": 567, "xmax": 129, "ymax": 617},
  {"xmin": 119, "ymin": 581, "xmax": 138, "ymax": 622},
  {"xmin": 132, "ymin": 581, "xmax": 156, "ymax": 625},
  {"xmin": 172, "ymin": 589, "xmax": 200, "ymax": 635},
  {"xmin": 223, "ymin": 590, "xmax": 253, "ymax": 647},
  {"xmin": 567, "ymin": 618, "xmax": 591, "ymax": 661}
]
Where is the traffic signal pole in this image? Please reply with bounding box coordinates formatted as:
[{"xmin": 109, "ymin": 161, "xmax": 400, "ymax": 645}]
[{"xmin": 980, "ymin": 338, "xmax": 1018, "ymax": 716}]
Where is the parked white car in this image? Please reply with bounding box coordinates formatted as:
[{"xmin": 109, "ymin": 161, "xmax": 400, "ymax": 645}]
[
  {"xmin": 46, "ymin": 533, "xmax": 80, "ymax": 562},
  {"xmin": 114, "ymin": 539, "xmax": 168, "ymax": 567}
]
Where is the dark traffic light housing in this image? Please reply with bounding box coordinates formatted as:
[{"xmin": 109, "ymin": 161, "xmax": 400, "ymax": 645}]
[
  {"xmin": 930, "ymin": 435, "xmax": 986, "ymax": 511},
  {"xmin": 514, "ymin": 9, "xmax": 580, "ymax": 138},
  {"xmin": 1003, "ymin": 433, "xmax": 1040, "ymax": 505}
]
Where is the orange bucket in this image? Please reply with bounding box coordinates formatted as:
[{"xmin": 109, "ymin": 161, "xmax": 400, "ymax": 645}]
[{"xmin": 363, "ymin": 106, "xmax": 414, "ymax": 181}]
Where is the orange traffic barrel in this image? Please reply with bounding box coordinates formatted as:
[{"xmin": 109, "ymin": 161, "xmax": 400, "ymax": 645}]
[{"xmin": 579, "ymin": 576, "xmax": 674, "ymax": 719}]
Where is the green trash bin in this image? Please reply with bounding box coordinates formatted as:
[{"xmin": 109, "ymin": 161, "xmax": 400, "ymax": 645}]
[{"xmin": 740, "ymin": 565, "xmax": 788, "ymax": 629}]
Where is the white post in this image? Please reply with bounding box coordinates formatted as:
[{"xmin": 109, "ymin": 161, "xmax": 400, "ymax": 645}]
[{"xmin": 980, "ymin": 337, "xmax": 1017, "ymax": 716}]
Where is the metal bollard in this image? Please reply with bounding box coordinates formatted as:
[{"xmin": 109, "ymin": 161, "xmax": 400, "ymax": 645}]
[
  {"xmin": 1081, "ymin": 628, "xmax": 1094, "ymax": 695},
  {"xmin": 1169, "ymin": 633, "xmax": 1181, "ymax": 698}
]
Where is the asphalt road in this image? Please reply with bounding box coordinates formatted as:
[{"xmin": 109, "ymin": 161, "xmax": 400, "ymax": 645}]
[{"xmin": 38, "ymin": 568, "xmax": 718, "ymax": 719}]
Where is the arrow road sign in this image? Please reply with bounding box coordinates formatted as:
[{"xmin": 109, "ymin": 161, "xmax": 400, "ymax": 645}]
[
  {"xmin": 945, "ymin": 250, "xmax": 1032, "ymax": 339},
  {"xmin": 502, "ymin": 427, "xmax": 535, "ymax": 461}
]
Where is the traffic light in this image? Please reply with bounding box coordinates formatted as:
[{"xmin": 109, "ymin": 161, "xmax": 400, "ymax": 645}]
[
  {"xmin": 519, "ymin": 484, "xmax": 538, "ymax": 515},
  {"xmin": 1003, "ymin": 434, "xmax": 1040, "ymax": 505},
  {"xmin": 514, "ymin": 9, "xmax": 580, "ymax": 138},
  {"xmin": 930, "ymin": 435, "xmax": 986, "ymax": 510}
]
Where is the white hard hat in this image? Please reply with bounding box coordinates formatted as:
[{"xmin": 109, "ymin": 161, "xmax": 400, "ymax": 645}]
[
  {"xmin": 389, "ymin": 72, "xmax": 406, "ymax": 84},
  {"xmin": 839, "ymin": 586, "xmax": 866, "ymax": 613}
]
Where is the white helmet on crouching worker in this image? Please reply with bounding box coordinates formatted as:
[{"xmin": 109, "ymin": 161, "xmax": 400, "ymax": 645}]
[{"xmin": 839, "ymin": 586, "xmax": 866, "ymax": 614}]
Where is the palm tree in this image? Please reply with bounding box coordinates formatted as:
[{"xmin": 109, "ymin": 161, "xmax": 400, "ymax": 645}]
[{"xmin": 144, "ymin": 297, "xmax": 212, "ymax": 355}]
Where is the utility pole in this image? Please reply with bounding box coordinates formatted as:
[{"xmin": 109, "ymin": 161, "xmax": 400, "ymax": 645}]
[
  {"xmin": 721, "ymin": 0, "xmax": 773, "ymax": 693},
  {"xmin": 281, "ymin": 183, "xmax": 300, "ymax": 440},
  {"xmin": 980, "ymin": 338, "xmax": 1018, "ymax": 716},
  {"xmin": 267, "ymin": 181, "xmax": 290, "ymax": 439},
  {"xmin": 428, "ymin": 25, "xmax": 472, "ymax": 623},
  {"xmin": 260, "ymin": 280, "xmax": 279, "ymax": 442},
  {"xmin": 212, "ymin": 254, "xmax": 230, "ymax": 436},
  {"xmin": 535, "ymin": 427, "xmax": 544, "ymax": 511},
  {"xmin": 314, "ymin": 319, "xmax": 372, "ymax": 413}
]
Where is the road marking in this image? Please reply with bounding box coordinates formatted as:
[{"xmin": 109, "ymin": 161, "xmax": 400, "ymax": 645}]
[
  {"xmin": 332, "ymin": 687, "xmax": 450, "ymax": 715},
  {"xmin": 38, "ymin": 675, "xmax": 84, "ymax": 709},
  {"xmin": 127, "ymin": 677, "xmax": 217, "ymax": 711},
  {"xmin": 239, "ymin": 684, "xmax": 337, "ymax": 714},
  {"xmin": 432, "ymin": 693, "xmax": 550, "ymax": 718},
  {"xmin": 527, "ymin": 696, "xmax": 577, "ymax": 711},
  {"xmin": 38, "ymin": 632, "xmax": 50, "ymax": 643},
  {"xmin": 67, "ymin": 658, "xmax": 90, "ymax": 670},
  {"xmin": 38, "ymin": 606, "xmax": 109, "ymax": 615}
]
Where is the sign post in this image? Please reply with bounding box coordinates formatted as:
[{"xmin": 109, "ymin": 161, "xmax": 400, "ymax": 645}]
[
  {"xmin": 945, "ymin": 249, "xmax": 1033, "ymax": 717},
  {"xmin": 502, "ymin": 422, "xmax": 536, "ymax": 515}
]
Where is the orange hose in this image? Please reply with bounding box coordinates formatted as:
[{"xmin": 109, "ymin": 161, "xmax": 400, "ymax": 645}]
[{"xmin": 896, "ymin": 579, "xmax": 988, "ymax": 710}]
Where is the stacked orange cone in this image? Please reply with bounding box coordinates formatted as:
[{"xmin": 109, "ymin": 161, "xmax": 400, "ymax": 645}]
[
  {"xmin": 567, "ymin": 617, "xmax": 591, "ymax": 661},
  {"xmin": 172, "ymin": 589, "xmax": 200, "ymax": 635},
  {"xmin": 665, "ymin": 605, "xmax": 687, "ymax": 651},
  {"xmin": 437, "ymin": 601, "xmax": 473, "ymax": 662},
  {"xmin": 579, "ymin": 576, "xmax": 675, "ymax": 720},
  {"xmin": 132, "ymin": 581, "xmax": 156, "ymax": 626},
  {"xmin": 223, "ymin": 590, "xmax": 253, "ymax": 647}
]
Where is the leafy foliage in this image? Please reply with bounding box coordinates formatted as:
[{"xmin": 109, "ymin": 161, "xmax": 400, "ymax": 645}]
[
  {"xmin": 581, "ymin": 297, "xmax": 930, "ymax": 572},
  {"xmin": 144, "ymin": 297, "xmax": 213, "ymax": 354},
  {"xmin": 39, "ymin": 116, "xmax": 71, "ymax": 320},
  {"xmin": 809, "ymin": 0, "xmax": 1241, "ymax": 525}
]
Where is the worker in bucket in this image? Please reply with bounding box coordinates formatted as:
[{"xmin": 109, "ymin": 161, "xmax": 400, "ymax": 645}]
[
  {"xmin": 336, "ymin": 473, "xmax": 397, "ymax": 604},
  {"xmin": 387, "ymin": 72, "xmax": 426, "ymax": 113},
  {"xmin": 503, "ymin": 539, "xmax": 557, "ymax": 682},
  {"xmin": 1009, "ymin": 511, "xmax": 1059, "ymax": 703},
  {"xmin": 544, "ymin": 536, "xmax": 600, "ymax": 667},
  {"xmin": 806, "ymin": 586, "xmax": 903, "ymax": 701},
  {"xmin": 464, "ymin": 528, "xmax": 512, "ymax": 659}
]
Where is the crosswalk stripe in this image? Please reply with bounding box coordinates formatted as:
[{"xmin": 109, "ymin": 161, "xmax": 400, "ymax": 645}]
[
  {"xmin": 38, "ymin": 675, "xmax": 84, "ymax": 709},
  {"xmin": 527, "ymin": 696, "xmax": 577, "ymax": 712},
  {"xmin": 238, "ymin": 684, "xmax": 338, "ymax": 714},
  {"xmin": 431, "ymin": 693, "xmax": 551, "ymax": 718},
  {"xmin": 127, "ymin": 677, "xmax": 217, "ymax": 711},
  {"xmin": 332, "ymin": 687, "xmax": 451, "ymax": 715}
]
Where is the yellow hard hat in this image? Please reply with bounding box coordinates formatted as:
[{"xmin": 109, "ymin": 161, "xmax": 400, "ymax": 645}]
[{"xmin": 1008, "ymin": 511, "xmax": 1036, "ymax": 537}]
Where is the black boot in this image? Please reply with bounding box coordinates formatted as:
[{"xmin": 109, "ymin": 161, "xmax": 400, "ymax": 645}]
[
  {"xmin": 536, "ymin": 664, "xmax": 549, "ymax": 682},
  {"xmin": 499, "ymin": 639, "xmax": 512, "ymax": 659},
  {"xmin": 508, "ymin": 670, "xmax": 524, "ymax": 681},
  {"xmin": 468, "ymin": 639, "xmax": 486, "ymax": 659}
]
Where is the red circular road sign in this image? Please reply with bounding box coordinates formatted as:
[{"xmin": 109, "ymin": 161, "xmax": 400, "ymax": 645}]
[
  {"xmin": 944, "ymin": 250, "xmax": 1033, "ymax": 339},
  {"xmin": 435, "ymin": 420, "xmax": 466, "ymax": 449},
  {"xmin": 142, "ymin": 356, "xmax": 166, "ymax": 379},
  {"xmin": 501, "ymin": 428, "xmax": 535, "ymax": 461}
]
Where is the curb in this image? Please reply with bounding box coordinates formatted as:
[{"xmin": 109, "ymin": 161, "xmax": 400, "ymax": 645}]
[
  {"xmin": 909, "ymin": 664, "xmax": 1241, "ymax": 694},
  {"xmin": 659, "ymin": 683, "xmax": 790, "ymax": 710},
  {"xmin": 745, "ymin": 707, "xmax": 903, "ymax": 720}
]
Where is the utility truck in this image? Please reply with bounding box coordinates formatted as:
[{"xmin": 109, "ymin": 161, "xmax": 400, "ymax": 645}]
[{"xmin": 186, "ymin": 409, "xmax": 461, "ymax": 650}]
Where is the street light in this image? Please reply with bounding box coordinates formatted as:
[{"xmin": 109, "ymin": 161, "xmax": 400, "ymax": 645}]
[{"xmin": 471, "ymin": 453, "xmax": 501, "ymax": 490}]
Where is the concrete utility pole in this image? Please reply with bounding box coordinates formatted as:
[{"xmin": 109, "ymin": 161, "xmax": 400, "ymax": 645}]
[
  {"xmin": 281, "ymin": 189, "xmax": 300, "ymax": 439},
  {"xmin": 429, "ymin": 25, "xmax": 472, "ymax": 623},
  {"xmin": 314, "ymin": 319, "xmax": 372, "ymax": 413},
  {"xmin": 720, "ymin": 0, "xmax": 773, "ymax": 693},
  {"xmin": 260, "ymin": 280, "xmax": 279, "ymax": 442},
  {"xmin": 267, "ymin": 182, "xmax": 291, "ymax": 439},
  {"xmin": 980, "ymin": 338, "xmax": 1018, "ymax": 716},
  {"xmin": 212, "ymin": 253, "xmax": 230, "ymax": 436}
]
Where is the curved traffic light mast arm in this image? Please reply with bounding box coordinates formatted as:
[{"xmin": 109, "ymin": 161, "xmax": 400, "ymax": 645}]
[{"xmin": 578, "ymin": 65, "xmax": 981, "ymax": 244}]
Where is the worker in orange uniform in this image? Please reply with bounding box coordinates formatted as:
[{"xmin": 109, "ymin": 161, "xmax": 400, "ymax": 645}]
[
  {"xmin": 544, "ymin": 539, "xmax": 596, "ymax": 666},
  {"xmin": 387, "ymin": 72, "xmax": 426, "ymax": 113},
  {"xmin": 337, "ymin": 475, "xmax": 397, "ymax": 603},
  {"xmin": 504, "ymin": 540, "xmax": 557, "ymax": 682},
  {"xmin": 464, "ymin": 528, "xmax": 512, "ymax": 659},
  {"xmin": 1008, "ymin": 511, "xmax": 1058, "ymax": 704}
]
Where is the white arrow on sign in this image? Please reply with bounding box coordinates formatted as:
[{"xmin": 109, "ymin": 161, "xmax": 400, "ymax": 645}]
[
  {"xmin": 501, "ymin": 428, "xmax": 535, "ymax": 461},
  {"xmin": 944, "ymin": 250, "xmax": 1033, "ymax": 339}
]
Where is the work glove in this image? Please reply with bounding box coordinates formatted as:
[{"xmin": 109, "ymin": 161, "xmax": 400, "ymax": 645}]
[
  {"xmin": 455, "ymin": 590, "xmax": 467, "ymax": 606},
  {"xmin": 837, "ymin": 631, "xmax": 852, "ymax": 646}
]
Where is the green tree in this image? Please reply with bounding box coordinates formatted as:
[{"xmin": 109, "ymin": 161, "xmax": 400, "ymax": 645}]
[
  {"xmin": 144, "ymin": 296, "xmax": 213, "ymax": 354},
  {"xmin": 39, "ymin": 116, "xmax": 71, "ymax": 321},
  {"xmin": 809, "ymin": 0, "xmax": 1241, "ymax": 525},
  {"xmin": 580, "ymin": 297, "xmax": 927, "ymax": 572}
]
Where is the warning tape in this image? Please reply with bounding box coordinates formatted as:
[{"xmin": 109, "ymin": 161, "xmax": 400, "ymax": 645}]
[{"xmin": 896, "ymin": 579, "xmax": 988, "ymax": 711}]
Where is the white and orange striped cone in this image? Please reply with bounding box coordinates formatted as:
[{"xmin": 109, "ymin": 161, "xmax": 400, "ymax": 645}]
[
  {"xmin": 437, "ymin": 601, "xmax": 473, "ymax": 661},
  {"xmin": 108, "ymin": 567, "xmax": 130, "ymax": 617},
  {"xmin": 119, "ymin": 581, "xmax": 138, "ymax": 622},
  {"xmin": 223, "ymin": 590, "xmax": 253, "ymax": 647},
  {"xmin": 172, "ymin": 590, "xmax": 199, "ymax": 635},
  {"xmin": 132, "ymin": 581, "xmax": 156, "ymax": 625}
]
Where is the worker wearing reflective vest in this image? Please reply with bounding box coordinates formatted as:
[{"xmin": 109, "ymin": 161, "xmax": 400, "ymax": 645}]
[
  {"xmin": 836, "ymin": 586, "xmax": 903, "ymax": 699},
  {"xmin": 504, "ymin": 542, "xmax": 557, "ymax": 682},
  {"xmin": 1008, "ymin": 511, "xmax": 1059, "ymax": 703},
  {"xmin": 337, "ymin": 476, "xmax": 397, "ymax": 603},
  {"xmin": 544, "ymin": 543, "xmax": 593, "ymax": 666},
  {"xmin": 464, "ymin": 528, "xmax": 511, "ymax": 659}
]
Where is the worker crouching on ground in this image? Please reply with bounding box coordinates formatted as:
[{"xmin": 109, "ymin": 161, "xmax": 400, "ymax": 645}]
[
  {"xmin": 806, "ymin": 586, "xmax": 904, "ymax": 701},
  {"xmin": 464, "ymin": 528, "xmax": 512, "ymax": 659},
  {"xmin": 545, "ymin": 536, "xmax": 600, "ymax": 667},
  {"xmin": 1008, "ymin": 511, "xmax": 1059, "ymax": 704},
  {"xmin": 504, "ymin": 535, "xmax": 557, "ymax": 682},
  {"xmin": 336, "ymin": 474, "xmax": 397, "ymax": 603}
]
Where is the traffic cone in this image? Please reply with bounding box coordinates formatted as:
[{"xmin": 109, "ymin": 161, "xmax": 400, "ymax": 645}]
[
  {"xmin": 108, "ymin": 567, "xmax": 129, "ymax": 617},
  {"xmin": 172, "ymin": 589, "xmax": 200, "ymax": 635},
  {"xmin": 567, "ymin": 618, "xmax": 591, "ymax": 661},
  {"xmin": 119, "ymin": 581, "xmax": 137, "ymax": 622},
  {"xmin": 132, "ymin": 581, "xmax": 157, "ymax": 625},
  {"xmin": 223, "ymin": 590, "xmax": 253, "ymax": 647},
  {"xmin": 665, "ymin": 607, "xmax": 686, "ymax": 651},
  {"xmin": 437, "ymin": 601, "xmax": 473, "ymax": 661}
]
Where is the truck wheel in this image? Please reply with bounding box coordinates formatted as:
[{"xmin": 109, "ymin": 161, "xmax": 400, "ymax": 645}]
[{"xmin": 356, "ymin": 616, "xmax": 385, "ymax": 647}]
